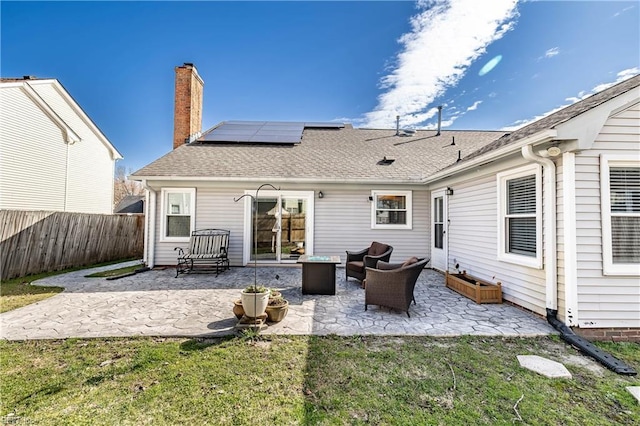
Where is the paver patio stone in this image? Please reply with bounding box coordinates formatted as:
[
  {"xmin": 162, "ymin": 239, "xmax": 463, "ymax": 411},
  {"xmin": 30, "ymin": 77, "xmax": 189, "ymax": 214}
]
[{"xmin": 0, "ymin": 261, "xmax": 556, "ymax": 340}]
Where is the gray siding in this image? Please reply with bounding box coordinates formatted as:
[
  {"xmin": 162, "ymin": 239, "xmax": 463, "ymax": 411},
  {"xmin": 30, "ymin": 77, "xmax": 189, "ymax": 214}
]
[
  {"xmin": 446, "ymin": 169, "xmax": 547, "ymax": 316},
  {"xmin": 153, "ymin": 186, "xmax": 245, "ymax": 266},
  {"xmin": 151, "ymin": 183, "xmax": 429, "ymax": 267},
  {"xmin": 314, "ymin": 188, "xmax": 429, "ymax": 263},
  {"xmin": 574, "ymin": 102, "xmax": 640, "ymax": 328}
]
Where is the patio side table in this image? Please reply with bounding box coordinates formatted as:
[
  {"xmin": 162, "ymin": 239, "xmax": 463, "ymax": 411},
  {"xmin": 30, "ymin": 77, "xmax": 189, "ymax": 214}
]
[{"xmin": 297, "ymin": 255, "xmax": 341, "ymax": 295}]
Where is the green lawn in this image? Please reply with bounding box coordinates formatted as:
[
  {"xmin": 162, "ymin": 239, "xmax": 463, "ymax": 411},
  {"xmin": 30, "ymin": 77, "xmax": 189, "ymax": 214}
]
[
  {"xmin": 1, "ymin": 335, "xmax": 637, "ymax": 425},
  {"xmin": 0, "ymin": 259, "xmax": 137, "ymax": 313},
  {"xmin": 0, "ymin": 273, "xmax": 64, "ymax": 314}
]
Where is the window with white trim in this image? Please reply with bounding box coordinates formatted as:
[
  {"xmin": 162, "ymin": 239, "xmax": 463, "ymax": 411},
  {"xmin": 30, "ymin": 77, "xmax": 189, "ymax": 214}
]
[
  {"xmin": 601, "ymin": 157, "xmax": 640, "ymax": 275},
  {"xmin": 161, "ymin": 188, "xmax": 195, "ymax": 241},
  {"xmin": 371, "ymin": 190, "xmax": 412, "ymax": 229},
  {"xmin": 497, "ymin": 165, "xmax": 542, "ymax": 268}
]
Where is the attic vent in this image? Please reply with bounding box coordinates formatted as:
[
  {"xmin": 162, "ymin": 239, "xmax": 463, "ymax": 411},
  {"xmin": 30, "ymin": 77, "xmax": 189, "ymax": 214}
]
[{"xmin": 377, "ymin": 156, "xmax": 395, "ymax": 165}]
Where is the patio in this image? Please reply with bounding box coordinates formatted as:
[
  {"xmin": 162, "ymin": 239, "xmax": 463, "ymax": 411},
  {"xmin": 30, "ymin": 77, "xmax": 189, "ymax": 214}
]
[{"xmin": 0, "ymin": 261, "xmax": 555, "ymax": 340}]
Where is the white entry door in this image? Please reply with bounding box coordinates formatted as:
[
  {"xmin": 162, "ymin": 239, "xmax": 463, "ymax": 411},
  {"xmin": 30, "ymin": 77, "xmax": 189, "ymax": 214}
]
[{"xmin": 431, "ymin": 189, "xmax": 448, "ymax": 272}]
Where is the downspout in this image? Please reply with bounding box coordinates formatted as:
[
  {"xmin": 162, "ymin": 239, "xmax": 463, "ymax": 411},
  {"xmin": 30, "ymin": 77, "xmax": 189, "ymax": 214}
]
[
  {"xmin": 141, "ymin": 180, "xmax": 156, "ymax": 268},
  {"xmin": 521, "ymin": 145, "xmax": 557, "ymax": 310},
  {"xmin": 522, "ymin": 146, "xmax": 636, "ymax": 376}
]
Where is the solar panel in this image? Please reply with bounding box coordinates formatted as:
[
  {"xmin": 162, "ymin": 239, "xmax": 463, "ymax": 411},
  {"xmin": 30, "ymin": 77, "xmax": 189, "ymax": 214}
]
[
  {"xmin": 198, "ymin": 120, "xmax": 345, "ymax": 144},
  {"xmin": 304, "ymin": 122, "xmax": 345, "ymax": 128}
]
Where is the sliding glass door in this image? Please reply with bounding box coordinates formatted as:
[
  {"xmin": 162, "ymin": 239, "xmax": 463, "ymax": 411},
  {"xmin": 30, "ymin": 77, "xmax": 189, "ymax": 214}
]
[{"xmin": 248, "ymin": 192, "xmax": 312, "ymax": 263}]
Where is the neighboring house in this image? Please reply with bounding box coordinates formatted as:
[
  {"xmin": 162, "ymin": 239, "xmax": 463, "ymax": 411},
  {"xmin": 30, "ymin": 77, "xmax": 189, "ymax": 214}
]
[
  {"xmin": 114, "ymin": 195, "xmax": 145, "ymax": 214},
  {"xmin": 132, "ymin": 63, "xmax": 639, "ymax": 340},
  {"xmin": 0, "ymin": 77, "xmax": 122, "ymax": 214}
]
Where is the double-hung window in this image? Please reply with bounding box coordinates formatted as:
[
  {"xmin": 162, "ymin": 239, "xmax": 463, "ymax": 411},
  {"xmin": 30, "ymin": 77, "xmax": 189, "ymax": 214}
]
[
  {"xmin": 497, "ymin": 165, "xmax": 542, "ymax": 268},
  {"xmin": 601, "ymin": 156, "xmax": 640, "ymax": 275},
  {"xmin": 161, "ymin": 188, "xmax": 196, "ymax": 242},
  {"xmin": 371, "ymin": 190, "xmax": 412, "ymax": 229}
]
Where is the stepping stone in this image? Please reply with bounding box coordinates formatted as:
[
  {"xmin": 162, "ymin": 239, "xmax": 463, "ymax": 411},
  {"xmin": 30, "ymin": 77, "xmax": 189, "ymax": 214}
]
[
  {"xmin": 626, "ymin": 386, "xmax": 640, "ymax": 403},
  {"xmin": 517, "ymin": 355, "xmax": 572, "ymax": 378}
]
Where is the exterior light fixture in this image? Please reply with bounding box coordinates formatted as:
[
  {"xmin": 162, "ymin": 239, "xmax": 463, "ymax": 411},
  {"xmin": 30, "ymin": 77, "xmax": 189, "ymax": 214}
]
[
  {"xmin": 318, "ymin": 191, "xmax": 324, "ymax": 199},
  {"xmin": 546, "ymin": 146, "xmax": 562, "ymax": 157},
  {"xmin": 446, "ymin": 187, "xmax": 454, "ymax": 196}
]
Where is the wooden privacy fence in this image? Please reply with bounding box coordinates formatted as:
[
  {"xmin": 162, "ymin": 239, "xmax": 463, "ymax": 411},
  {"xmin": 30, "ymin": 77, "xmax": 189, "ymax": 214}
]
[{"xmin": 0, "ymin": 210, "xmax": 144, "ymax": 281}]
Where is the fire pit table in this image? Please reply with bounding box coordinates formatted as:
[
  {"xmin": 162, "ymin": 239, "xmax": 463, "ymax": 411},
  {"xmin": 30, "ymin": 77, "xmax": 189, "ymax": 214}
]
[{"xmin": 297, "ymin": 255, "xmax": 341, "ymax": 295}]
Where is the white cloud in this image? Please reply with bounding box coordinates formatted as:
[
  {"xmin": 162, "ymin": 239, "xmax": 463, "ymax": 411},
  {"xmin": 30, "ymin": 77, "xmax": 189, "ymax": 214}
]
[
  {"xmin": 466, "ymin": 100, "xmax": 482, "ymax": 111},
  {"xmin": 613, "ymin": 5, "xmax": 635, "ymax": 18},
  {"xmin": 501, "ymin": 67, "xmax": 640, "ymax": 131},
  {"xmin": 362, "ymin": 0, "xmax": 519, "ymax": 128},
  {"xmin": 544, "ymin": 47, "xmax": 560, "ymax": 58}
]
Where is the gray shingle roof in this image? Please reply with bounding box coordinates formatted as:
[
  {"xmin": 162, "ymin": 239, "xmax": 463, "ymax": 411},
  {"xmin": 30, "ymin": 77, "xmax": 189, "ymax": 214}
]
[
  {"xmin": 463, "ymin": 74, "xmax": 640, "ymax": 162},
  {"xmin": 114, "ymin": 195, "xmax": 145, "ymax": 214},
  {"xmin": 132, "ymin": 128, "xmax": 505, "ymax": 183}
]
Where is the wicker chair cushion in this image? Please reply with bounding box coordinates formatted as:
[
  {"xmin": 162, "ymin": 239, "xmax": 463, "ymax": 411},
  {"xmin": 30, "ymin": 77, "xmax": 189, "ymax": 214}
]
[
  {"xmin": 347, "ymin": 261, "xmax": 364, "ymax": 272},
  {"xmin": 368, "ymin": 241, "xmax": 390, "ymax": 256},
  {"xmin": 401, "ymin": 256, "xmax": 419, "ymax": 268}
]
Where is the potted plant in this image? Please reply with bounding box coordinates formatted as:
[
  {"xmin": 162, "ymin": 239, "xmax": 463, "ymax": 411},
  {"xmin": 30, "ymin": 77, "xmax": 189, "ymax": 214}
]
[
  {"xmin": 269, "ymin": 288, "xmax": 282, "ymax": 300},
  {"xmin": 241, "ymin": 284, "xmax": 271, "ymax": 318},
  {"xmin": 265, "ymin": 296, "xmax": 289, "ymax": 322}
]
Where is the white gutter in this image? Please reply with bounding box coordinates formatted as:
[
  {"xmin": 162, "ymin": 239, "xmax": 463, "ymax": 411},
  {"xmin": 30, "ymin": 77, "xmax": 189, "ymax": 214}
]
[
  {"xmin": 141, "ymin": 180, "xmax": 157, "ymax": 268},
  {"xmin": 521, "ymin": 145, "xmax": 557, "ymax": 310},
  {"xmin": 130, "ymin": 176, "xmax": 424, "ymax": 185}
]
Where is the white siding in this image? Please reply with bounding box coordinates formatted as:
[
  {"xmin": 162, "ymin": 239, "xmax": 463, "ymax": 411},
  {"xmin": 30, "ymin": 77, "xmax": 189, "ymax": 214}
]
[
  {"xmin": 0, "ymin": 86, "xmax": 67, "ymax": 210},
  {"xmin": 446, "ymin": 170, "xmax": 547, "ymax": 316},
  {"xmin": 34, "ymin": 84, "xmax": 115, "ymax": 213},
  {"xmin": 0, "ymin": 82, "xmax": 117, "ymax": 214},
  {"xmin": 151, "ymin": 183, "xmax": 429, "ymax": 267},
  {"xmin": 574, "ymin": 102, "xmax": 640, "ymax": 328}
]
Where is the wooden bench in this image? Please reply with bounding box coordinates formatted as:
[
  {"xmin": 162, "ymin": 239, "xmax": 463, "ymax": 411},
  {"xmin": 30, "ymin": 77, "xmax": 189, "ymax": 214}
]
[{"xmin": 175, "ymin": 229, "xmax": 230, "ymax": 277}]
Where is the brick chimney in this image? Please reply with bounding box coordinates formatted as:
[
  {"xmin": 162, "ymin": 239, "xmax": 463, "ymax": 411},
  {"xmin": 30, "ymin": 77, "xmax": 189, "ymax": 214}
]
[{"xmin": 173, "ymin": 63, "xmax": 204, "ymax": 149}]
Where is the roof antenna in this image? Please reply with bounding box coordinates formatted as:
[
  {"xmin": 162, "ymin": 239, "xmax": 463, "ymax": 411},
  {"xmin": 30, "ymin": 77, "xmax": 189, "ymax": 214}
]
[
  {"xmin": 395, "ymin": 115, "xmax": 400, "ymax": 136},
  {"xmin": 450, "ymin": 136, "xmax": 456, "ymax": 146},
  {"xmin": 436, "ymin": 106, "xmax": 442, "ymax": 136},
  {"xmin": 456, "ymin": 150, "xmax": 462, "ymax": 162}
]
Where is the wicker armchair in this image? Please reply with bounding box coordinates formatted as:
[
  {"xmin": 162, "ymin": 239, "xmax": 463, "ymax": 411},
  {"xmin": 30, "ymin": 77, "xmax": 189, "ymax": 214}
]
[
  {"xmin": 364, "ymin": 257, "xmax": 430, "ymax": 317},
  {"xmin": 345, "ymin": 242, "xmax": 393, "ymax": 282}
]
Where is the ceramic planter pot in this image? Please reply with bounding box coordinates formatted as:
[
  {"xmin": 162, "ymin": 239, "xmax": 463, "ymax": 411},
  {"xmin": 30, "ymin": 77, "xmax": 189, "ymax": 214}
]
[
  {"xmin": 266, "ymin": 299, "xmax": 289, "ymax": 322},
  {"xmin": 233, "ymin": 299, "xmax": 245, "ymax": 319},
  {"xmin": 241, "ymin": 290, "xmax": 270, "ymax": 318}
]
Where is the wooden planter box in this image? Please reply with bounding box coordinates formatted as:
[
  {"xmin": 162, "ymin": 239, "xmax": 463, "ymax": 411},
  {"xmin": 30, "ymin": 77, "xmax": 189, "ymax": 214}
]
[{"xmin": 445, "ymin": 271, "xmax": 502, "ymax": 304}]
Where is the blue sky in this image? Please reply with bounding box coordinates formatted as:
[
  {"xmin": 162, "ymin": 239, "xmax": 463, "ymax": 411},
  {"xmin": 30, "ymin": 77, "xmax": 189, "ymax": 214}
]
[{"xmin": 2, "ymin": 1, "xmax": 638, "ymax": 172}]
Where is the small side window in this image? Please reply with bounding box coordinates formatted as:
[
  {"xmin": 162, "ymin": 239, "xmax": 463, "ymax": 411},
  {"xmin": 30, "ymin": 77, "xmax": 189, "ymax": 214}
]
[{"xmin": 371, "ymin": 191, "xmax": 412, "ymax": 230}]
